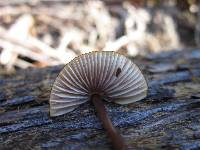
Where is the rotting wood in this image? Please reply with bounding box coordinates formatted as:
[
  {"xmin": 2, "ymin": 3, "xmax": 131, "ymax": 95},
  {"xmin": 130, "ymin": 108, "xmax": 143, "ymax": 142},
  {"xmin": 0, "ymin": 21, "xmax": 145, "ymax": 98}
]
[{"xmin": 0, "ymin": 49, "xmax": 200, "ymax": 149}]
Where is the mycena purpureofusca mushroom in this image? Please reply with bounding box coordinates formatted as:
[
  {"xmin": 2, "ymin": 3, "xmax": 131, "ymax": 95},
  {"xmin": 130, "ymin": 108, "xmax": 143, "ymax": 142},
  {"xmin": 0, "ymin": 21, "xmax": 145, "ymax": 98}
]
[{"xmin": 49, "ymin": 51, "xmax": 148, "ymax": 150}]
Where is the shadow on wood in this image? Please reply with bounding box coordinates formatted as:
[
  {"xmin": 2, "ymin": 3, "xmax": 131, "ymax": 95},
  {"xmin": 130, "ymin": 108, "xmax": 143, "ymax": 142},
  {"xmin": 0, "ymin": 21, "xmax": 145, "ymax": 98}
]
[{"xmin": 0, "ymin": 49, "xmax": 200, "ymax": 149}]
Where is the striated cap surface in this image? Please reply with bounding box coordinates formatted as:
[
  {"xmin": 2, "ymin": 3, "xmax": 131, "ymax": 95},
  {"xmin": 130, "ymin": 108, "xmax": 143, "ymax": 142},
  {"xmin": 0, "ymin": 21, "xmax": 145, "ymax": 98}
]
[{"xmin": 50, "ymin": 51, "xmax": 148, "ymax": 116}]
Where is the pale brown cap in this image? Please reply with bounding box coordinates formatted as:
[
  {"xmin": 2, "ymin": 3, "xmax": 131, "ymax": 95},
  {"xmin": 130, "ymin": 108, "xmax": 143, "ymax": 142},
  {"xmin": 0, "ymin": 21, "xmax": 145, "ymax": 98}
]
[{"xmin": 50, "ymin": 51, "xmax": 148, "ymax": 116}]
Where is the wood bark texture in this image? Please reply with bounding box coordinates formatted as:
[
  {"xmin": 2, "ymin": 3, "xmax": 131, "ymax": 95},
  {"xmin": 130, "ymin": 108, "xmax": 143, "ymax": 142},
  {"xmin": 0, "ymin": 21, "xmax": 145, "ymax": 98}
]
[{"xmin": 0, "ymin": 50, "xmax": 200, "ymax": 150}]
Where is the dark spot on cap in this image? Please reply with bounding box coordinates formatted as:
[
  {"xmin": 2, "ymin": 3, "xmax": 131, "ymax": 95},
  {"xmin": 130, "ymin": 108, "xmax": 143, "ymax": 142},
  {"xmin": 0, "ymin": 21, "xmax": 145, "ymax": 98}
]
[{"xmin": 116, "ymin": 68, "xmax": 121, "ymax": 77}]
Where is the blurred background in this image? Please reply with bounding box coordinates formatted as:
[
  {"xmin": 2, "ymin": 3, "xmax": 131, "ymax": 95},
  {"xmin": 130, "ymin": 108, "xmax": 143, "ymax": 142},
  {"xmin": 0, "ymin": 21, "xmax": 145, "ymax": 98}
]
[{"xmin": 0, "ymin": 0, "xmax": 199, "ymax": 73}]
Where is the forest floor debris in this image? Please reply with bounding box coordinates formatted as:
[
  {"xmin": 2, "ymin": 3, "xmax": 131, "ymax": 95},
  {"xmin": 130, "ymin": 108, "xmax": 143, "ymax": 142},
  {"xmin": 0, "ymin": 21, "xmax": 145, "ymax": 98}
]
[{"xmin": 0, "ymin": 0, "xmax": 199, "ymax": 72}]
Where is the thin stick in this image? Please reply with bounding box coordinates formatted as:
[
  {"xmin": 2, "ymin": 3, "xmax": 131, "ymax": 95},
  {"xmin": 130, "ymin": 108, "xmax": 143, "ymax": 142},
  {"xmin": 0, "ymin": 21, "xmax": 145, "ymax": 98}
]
[{"xmin": 91, "ymin": 94, "xmax": 127, "ymax": 150}]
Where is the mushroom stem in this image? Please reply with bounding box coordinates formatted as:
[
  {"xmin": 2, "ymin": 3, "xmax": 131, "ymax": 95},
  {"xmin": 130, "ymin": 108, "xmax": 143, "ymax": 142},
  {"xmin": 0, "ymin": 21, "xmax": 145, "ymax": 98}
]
[{"xmin": 91, "ymin": 94, "xmax": 127, "ymax": 150}]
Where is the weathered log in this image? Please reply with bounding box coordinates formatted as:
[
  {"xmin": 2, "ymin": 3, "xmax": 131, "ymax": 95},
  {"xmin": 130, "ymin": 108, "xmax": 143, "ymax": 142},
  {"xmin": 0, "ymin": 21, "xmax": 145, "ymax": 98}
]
[{"xmin": 0, "ymin": 49, "xmax": 200, "ymax": 150}]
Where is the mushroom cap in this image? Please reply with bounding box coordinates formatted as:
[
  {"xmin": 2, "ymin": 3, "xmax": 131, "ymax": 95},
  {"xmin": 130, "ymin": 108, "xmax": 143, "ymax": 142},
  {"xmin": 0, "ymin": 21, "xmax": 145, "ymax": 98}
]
[{"xmin": 50, "ymin": 51, "xmax": 148, "ymax": 116}]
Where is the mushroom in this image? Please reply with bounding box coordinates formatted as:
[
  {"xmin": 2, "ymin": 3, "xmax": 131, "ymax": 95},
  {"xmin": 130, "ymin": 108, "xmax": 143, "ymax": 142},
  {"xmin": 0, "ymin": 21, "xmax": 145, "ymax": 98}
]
[{"xmin": 49, "ymin": 51, "xmax": 148, "ymax": 150}]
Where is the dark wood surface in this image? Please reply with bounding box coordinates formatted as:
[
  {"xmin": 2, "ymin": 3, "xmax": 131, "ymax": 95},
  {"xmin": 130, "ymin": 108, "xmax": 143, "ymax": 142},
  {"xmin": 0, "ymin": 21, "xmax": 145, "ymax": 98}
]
[{"xmin": 0, "ymin": 50, "xmax": 200, "ymax": 150}]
